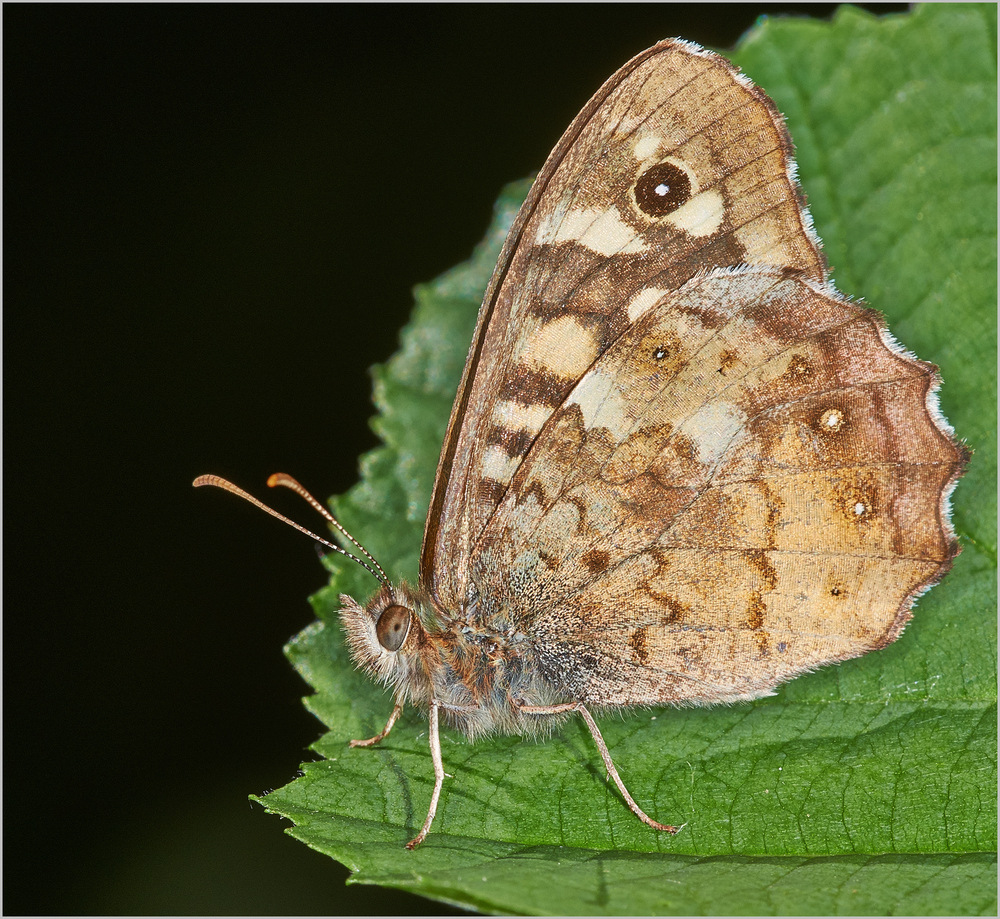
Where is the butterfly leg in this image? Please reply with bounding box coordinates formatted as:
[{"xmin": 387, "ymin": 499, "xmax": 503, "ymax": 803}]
[
  {"xmin": 520, "ymin": 701, "xmax": 677, "ymax": 834},
  {"xmin": 406, "ymin": 700, "xmax": 444, "ymax": 849},
  {"xmin": 349, "ymin": 700, "xmax": 403, "ymax": 748}
]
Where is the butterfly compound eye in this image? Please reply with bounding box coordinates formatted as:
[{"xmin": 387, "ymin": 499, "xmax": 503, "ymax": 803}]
[
  {"xmin": 375, "ymin": 604, "xmax": 411, "ymax": 652},
  {"xmin": 635, "ymin": 162, "xmax": 692, "ymax": 216}
]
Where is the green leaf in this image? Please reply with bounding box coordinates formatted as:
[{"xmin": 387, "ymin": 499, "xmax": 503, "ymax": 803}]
[{"xmin": 258, "ymin": 5, "xmax": 997, "ymax": 914}]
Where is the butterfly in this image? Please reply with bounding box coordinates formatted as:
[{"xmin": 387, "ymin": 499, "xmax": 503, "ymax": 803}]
[{"xmin": 196, "ymin": 38, "xmax": 967, "ymax": 848}]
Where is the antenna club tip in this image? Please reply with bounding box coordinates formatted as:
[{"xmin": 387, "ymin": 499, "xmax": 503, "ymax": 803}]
[
  {"xmin": 193, "ymin": 475, "xmax": 213, "ymax": 488},
  {"xmin": 268, "ymin": 472, "xmax": 302, "ymax": 491}
]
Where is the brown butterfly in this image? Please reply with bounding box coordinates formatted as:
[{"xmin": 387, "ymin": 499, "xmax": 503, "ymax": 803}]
[{"xmin": 196, "ymin": 38, "xmax": 967, "ymax": 848}]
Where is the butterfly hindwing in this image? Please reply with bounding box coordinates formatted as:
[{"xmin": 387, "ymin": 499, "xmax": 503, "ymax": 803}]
[
  {"xmin": 421, "ymin": 40, "xmax": 825, "ymax": 611},
  {"xmin": 468, "ymin": 267, "xmax": 963, "ymax": 705}
]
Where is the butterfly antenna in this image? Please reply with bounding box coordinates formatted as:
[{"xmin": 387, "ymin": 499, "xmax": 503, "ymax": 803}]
[
  {"xmin": 265, "ymin": 473, "xmax": 389, "ymax": 583},
  {"xmin": 193, "ymin": 474, "xmax": 388, "ymax": 584}
]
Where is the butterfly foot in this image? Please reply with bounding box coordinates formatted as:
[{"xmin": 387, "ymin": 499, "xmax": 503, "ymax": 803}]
[
  {"xmin": 405, "ymin": 830, "xmax": 428, "ymax": 850},
  {"xmin": 625, "ymin": 794, "xmax": 678, "ymax": 833},
  {"xmin": 349, "ymin": 701, "xmax": 404, "ymax": 748},
  {"xmin": 348, "ymin": 736, "xmax": 380, "ymax": 748}
]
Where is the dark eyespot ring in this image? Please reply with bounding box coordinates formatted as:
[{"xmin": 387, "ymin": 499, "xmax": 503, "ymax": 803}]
[
  {"xmin": 375, "ymin": 604, "xmax": 411, "ymax": 652},
  {"xmin": 635, "ymin": 162, "xmax": 692, "ymax": 217}
]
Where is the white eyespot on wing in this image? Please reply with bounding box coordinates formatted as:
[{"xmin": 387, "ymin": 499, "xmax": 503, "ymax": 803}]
[
  {"xmin": 627, "ymin": 286, "xmax": 670, "ymax": 321},
  {"xmin": 535, "ymin": 204, "xmax": 648, "ymax": 255},
  {"xmin": 522, "ymin": 315, "xmax": 600, "ymax": 380},
  {"xmin": 820, "ymin": 408, "xmax": 844, "ymax": 431},
  {"xmin": 678, "ymin": 401, "xmax": 748, "ymax": 466},
  {"xmin": 567, "ymin": 368, "xmax": 632, "ymax": 442},
  {"xmin": 493, "ymin": 400, "xmax": 551, "ymax": 435},
  {"xmin": 665, "ymin": 188, "xmax": 726, "ymax": 237}
]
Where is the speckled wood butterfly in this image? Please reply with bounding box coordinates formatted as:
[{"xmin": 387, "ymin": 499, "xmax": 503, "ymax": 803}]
[{"xmin": 196, "ymin": 39, "xmax": 967, "ymax": 847}]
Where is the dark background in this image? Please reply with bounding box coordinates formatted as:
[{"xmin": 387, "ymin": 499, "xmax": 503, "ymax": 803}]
[{"xmin": 6, "ymin": 4, "xmax": 908, "ymax": 915}]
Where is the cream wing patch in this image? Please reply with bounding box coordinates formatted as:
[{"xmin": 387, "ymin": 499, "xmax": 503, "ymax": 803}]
[
  {"xmin": 535, "ymin": 204, "xmax": 649, "ymax": 256},
  {"xmin": 627, "ymin": 287, "xmax": 671, "ymax": 321},
  {"xmin": 566, "ymin": 369, "xmax": 632, "ymax": 442},
  {"xmin": 678, "ymin": 401, "xmax": 748, "ymax": 465},
  {"xmin": 522, "ymin": 315, "xmax": 600, "ymax": 381},
  {"xmin": 481, "ymin": 445, "xmax": 521, "ymax": 485},
  {"xmin": 665, "ymin": 189, "xmax": 726, "ymax": 237},
  {"xmin": 632, "ymin": 134, "xmax": 662, "ymax": 161},
  {"xmin": 493, "ymin": 400, "xmax": 551, "ymax": 436}
]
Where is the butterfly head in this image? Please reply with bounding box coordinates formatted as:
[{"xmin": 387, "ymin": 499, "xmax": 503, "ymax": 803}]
[{"xmin": 339, "ymin": 583, "xmax": 434, "ymax": 699}]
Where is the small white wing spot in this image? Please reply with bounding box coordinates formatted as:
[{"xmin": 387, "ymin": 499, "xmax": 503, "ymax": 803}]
[{"xmin": 821, "ymin": 408, "xmax": 844, "ymax": 431}]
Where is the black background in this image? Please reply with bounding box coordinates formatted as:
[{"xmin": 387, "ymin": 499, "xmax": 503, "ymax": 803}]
[{"xmin": 6, "ymin": 4, "xmax": 907, "ymax": 915}]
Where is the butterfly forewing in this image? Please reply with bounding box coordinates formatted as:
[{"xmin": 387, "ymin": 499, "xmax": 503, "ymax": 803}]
[{"xmin": 421, "ymin": 40, "xmax": 826, "ymax": 611}]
